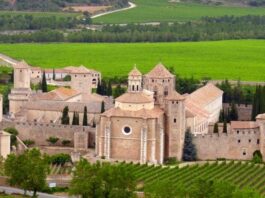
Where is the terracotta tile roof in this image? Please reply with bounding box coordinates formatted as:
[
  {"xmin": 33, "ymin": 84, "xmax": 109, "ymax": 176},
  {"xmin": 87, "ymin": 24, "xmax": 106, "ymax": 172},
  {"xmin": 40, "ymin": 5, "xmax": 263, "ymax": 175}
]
[
  {"xmin": 129, "ymin": 66, "xmax": 142, "ymax": 76},
  {"xmin": 44, "ymin": 69, "xmax": 69, "ymax": 73},
  {"xmin": 102, "ymin": 106, "xmax": 164, "ymax": 119},
  {"xmin": 116, "ymin": 92, "xmax": 153, "ymax": 104},
  {"xmin": 187, "ymin": 83, "xmax": 223, "ymax": 108},
  {"xmin": 166, "ymin": 91, "xmax": 185, "ymax": 101},
  {"xmin": 65, "ymin": 65, "xmax": 91, "ymax": 74},
  {"xmin": 145, "ymin": 63, "xmax": 174, "ymax": 78},
  {"xmin": 14, "ymin": 60, "xmax": 30, "ymax": 69},
  {"xmin": 31, "ymin": 87, "xmax": 80, "ymax": 101},
  {"xmin": 231, "ymin": 121, "xmax": 259, "ymax": 130},
  {"xmin": 256, "ymin": 113, "xmax": 265, "ymax": 120},
  {"xmin": 24, "ymin": 101, "xmax": 102, "ymax": 113},
  {"xmin": 81, "ymin": 93, "xmax": 105, "ymax": 102},
  {"xmin": 185, "ymin": 98, "xmax": 209, "ymax": 119}
]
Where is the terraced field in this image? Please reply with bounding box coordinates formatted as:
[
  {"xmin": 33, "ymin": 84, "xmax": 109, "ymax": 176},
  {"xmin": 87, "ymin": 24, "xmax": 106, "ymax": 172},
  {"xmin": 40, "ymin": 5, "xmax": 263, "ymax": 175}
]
[
  {"xmin": 93, "ymin": 0, "xmax": 265, "ymax": 24},
  {"xmin": 125, "ymin": 161, "xmax": 265, "ymax": 195}
]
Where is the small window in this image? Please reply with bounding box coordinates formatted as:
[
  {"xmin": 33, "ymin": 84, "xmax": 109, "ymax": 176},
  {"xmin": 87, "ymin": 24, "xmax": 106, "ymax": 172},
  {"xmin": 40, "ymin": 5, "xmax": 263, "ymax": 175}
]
[
  {"xmin": 173, "ymin": 118, "xmax": 177, "ymax": 123},
  {"xmin": 84, "ymin": 75, "xmax": 86, "ymax": 77},
  {"xmin": 243, "ymin": 152, "xmax": 246, "ymax": 156},
  {"xmin": 237, "ymin": 130, "xmax": 239, "ymax": 134},
  {"xmin": 249, "ymin": 139, "xmax": 251, "ymax": 143},
  {"xmin": 238, "ymin": 139, "xmax": 241, "ymax": 143},
  {"xmin": 122, "ymin": 126, "xmax": 132, "ymax": 135},
  {"xmin": 257, "ymin": 139, "xmax": 260, "ymax": 144},
  {"xmin": 152, "ymin": 80, "xmax": 154, "ymax": 82}
]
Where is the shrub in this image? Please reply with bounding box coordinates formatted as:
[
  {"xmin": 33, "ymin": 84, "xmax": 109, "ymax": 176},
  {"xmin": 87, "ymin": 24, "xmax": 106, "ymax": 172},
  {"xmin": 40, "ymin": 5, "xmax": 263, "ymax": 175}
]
[
  {"xmin": 4, "ymin": 127, "xmax": 18, "ymax": 147},
  {"xmin": 47, "ymin": 153, "xmax": 72, "ymax": 166},
  {"xmin": 62, "ymin": 139, "xmax": 71, "ymax": 146},
  {"xmin": 46, "ymin": 136, "xmax": 59, "ymax": 145},
  {"xmin": 252, "ymin": 150, "xmax": 263, "ymax": 164},
  {"xmin": 164, "ymin": 157, "xmax": 179, "ymax": 165},
  {"xmin": 23, "ymin": 139, "xmax": 35, "ymax": 147}
]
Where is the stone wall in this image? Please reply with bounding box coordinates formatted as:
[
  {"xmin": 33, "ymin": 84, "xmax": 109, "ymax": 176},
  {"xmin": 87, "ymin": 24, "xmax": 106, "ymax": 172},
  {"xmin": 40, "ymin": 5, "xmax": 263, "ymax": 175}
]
[
  {"xmin": 223, "ymin": 103, "xmax": 252, "ymax": 121},
  {"xmin": 194, "ymin": 131, "xmax": 260, "ymax": 160},
  {"xmin": 0, "ymin": 121, "xmax": 95, "ymax": 149}
]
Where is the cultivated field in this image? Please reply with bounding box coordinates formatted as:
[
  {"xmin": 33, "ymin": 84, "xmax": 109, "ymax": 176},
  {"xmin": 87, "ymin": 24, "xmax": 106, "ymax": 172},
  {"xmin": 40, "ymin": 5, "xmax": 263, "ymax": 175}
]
[
  {"xmin": 0, "ymin": 40, "xmax": 265, "ymax": 81},
  {"xmin": 128, "ymin": 161, "xmax": 265, "ymax": 195},
  {"xmin": 93, "ymin": 0, "xmax": 265, "ymax": 23}
]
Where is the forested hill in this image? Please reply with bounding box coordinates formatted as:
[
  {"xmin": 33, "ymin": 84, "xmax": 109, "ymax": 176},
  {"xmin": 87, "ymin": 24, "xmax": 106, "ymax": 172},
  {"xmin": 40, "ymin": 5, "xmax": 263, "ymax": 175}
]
[{"xmin": 0, "ymin": 0, "xmax": 129, "ymax": 11}]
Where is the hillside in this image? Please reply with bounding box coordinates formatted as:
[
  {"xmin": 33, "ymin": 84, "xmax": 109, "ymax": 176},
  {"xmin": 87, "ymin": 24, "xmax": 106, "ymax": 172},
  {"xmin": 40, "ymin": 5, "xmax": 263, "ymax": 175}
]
[
  {"xmin": 0, "ymin": 40, "xmax": 265, "ymax": 81},
  {"xmin": 93, "ymin": 0, "xmax": 265, "ymax": 23}
]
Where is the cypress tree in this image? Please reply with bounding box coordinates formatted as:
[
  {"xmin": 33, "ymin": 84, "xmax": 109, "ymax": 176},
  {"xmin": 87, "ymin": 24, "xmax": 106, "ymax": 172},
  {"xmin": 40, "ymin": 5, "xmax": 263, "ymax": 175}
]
[
  {"xmin": 182, "ymin": 129, "xmax": 197, "ymax": 161},
  {"xmin": 213, "ymin": 123, "xmax": 219, "ymax": 133},
  {"xmin": 83, "ymin": 106, "xmax": 88, "ymax": 126},
  {"xmin": 219, "ymin": 109, "xmax": 224, "ymax": 122},
  {"xmin": 61, "ymin": 106, "xmax": 70, "ymax": 125},
  {"xmin": 101, "ymin": 80, "xmax": 107, "ymax": 95},
  {"xmin": 223, "ymin": 120, "xmax": 227, "ymax": 133},
  {"xmin": 101, "ymin": 101, "xmax": 105, "ymax": 113},
  {"xmin": 107, "ymin": 80, "xmax": 112, "ymax": 96},
  {"xmin": 229, "ymin": 102, "xmax": 238, "ymax": 121},
  {"xmin": 52, "ymin": 68, "xmax": 56, "ymax": 80},
  {"xmin": 72, "ymin": 112, "xmax": 79, "ymax": 125},
  {"xmin": 96, "ymin": 79, "xmax": 101, "ymax": 95},
  {"xmin": 41, "ymin": 70, "xmax": 48, "ymax": 92}
]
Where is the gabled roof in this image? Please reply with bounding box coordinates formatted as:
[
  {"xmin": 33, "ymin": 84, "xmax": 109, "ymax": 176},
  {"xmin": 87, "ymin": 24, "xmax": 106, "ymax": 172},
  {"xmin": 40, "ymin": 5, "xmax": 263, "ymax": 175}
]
[
  {"xmin": 187, "ymin": 83, "xmax": 223, "ymax": 108},
  {"xmin": 14, "ymin": 60, "xmax": 30, "ymax": 69},
  {"xmin": 231, "ymin": 121, "xmax": 259, "ymax": 130},
  {"xmin": 145, "ymin": 63, "xmax": 174, "ymax": 78},
  {"xmin": 185, "ymin": 98, "xmax": 210, "ymax": 120},
  {"xmin": 116, "ymin": 92, "xmax": 153, "ymax": 104},
  {"xmin": 31, "ymin": 87, "xmax": 80, "ymax": 101},
  {"xmin": 67, "ymin": 65, "xmax": 91, "ymax": 74},
  {"xmin": 166, "ymin": 91, "xmax": 185, "ymax": 101},
  {"xmin": 129, "ymin": 66, "xmax": 142, "ymax": 76}
]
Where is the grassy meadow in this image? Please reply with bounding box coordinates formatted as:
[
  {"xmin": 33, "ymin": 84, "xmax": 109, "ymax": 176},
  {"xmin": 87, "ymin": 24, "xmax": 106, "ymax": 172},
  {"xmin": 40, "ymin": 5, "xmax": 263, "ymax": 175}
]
[
  {"xmin": 93, "ymin": 0, "xmax": 265, "ymax": 24},
  {"xmin": 0, "ymin": 40, "xmax": 265, "ymax": 81}
]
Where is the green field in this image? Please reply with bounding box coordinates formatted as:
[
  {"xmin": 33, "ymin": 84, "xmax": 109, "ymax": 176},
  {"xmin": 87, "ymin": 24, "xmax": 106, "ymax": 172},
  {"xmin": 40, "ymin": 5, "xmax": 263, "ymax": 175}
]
[
  {"xmin": 127, "ymin": 161, "xmax": 265, "ymax": 195},
  {"xmin": 0, "ymin": 10, "xmax": 78, "ymax": 18},
  {"xmin": 93, "ymin": 0, "xmax": 265, "ymax": 24},
  {"xmin": 0, "ymin": 40, "xmax": 265, "ymax": 81}
]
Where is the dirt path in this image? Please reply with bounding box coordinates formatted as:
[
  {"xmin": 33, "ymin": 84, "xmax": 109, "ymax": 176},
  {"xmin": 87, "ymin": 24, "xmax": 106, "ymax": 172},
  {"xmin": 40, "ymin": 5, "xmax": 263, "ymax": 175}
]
[{"xmin": 91, "ymin": 2, "xmax": 136, "ymax": 19}]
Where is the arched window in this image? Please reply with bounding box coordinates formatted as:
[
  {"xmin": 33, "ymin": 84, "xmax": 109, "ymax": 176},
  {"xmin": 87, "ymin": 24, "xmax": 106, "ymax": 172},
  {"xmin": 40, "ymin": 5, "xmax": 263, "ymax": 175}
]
[
  {"xmin": 164, "ymin": 86, "xmax": 168, "ymax": 96},
  {"xmin": 136, "ymin": 85, "xmax": 139, "ymax": 91},
  {"xmin": 132, "ymin": 85, "xmax": 135, "ymax": 91}
]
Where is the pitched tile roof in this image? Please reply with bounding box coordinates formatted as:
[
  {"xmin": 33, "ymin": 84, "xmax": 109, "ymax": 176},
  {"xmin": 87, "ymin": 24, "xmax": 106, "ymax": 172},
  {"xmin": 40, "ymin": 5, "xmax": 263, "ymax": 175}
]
[
  {"xmin": 166, "ymin": 91, "xmax": 185, "ymax": 101},
  {"xmin": 187, "ymin": 83, "xmax": 223, "ymax": 108},
  {"xmin": 145, "ymin": 63, "xmax": 174, "ymax": 78},
  {"xmin": 31, "ymin": 87, "xmax": 80, "ymax": 101},
  {"xmin": 116, "ymin": 92, "xmax": 153, "ymax": 104},
  {"xmin": 67, "ymin": 65, "xmax": 91, "ymax": 74},
  {"xmin": 129, "ymin": 66, "xmax": 142, "ymax": 76},
  {"xmin": 102, "ymin": 106, "xmax": 164, "ymax": 119},
  {"xmin": 231, "ymin": 121, "xmax": 259, "ymax": 130},
  {"xmin": 185, "ymin": 98, "xmax": 209, "ymax": 120}
]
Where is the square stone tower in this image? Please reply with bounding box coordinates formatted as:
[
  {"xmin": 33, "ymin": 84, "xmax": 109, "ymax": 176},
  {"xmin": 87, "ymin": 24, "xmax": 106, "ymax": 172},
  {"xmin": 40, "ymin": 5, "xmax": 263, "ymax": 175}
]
[{"xmin": 8, "ymin": 60, "xmax": 31, "ymax": 116}]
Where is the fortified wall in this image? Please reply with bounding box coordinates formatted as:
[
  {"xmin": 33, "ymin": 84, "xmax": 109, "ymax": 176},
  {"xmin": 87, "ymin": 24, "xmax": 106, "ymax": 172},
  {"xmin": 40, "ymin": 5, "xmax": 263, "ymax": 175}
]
[
  {"xmin": 0, "ymin": 121, "xmax": 96, "ymax": 150},
  {"xmin": 194, "ymin": 127, "xmax": 260, "ymax": 160}
]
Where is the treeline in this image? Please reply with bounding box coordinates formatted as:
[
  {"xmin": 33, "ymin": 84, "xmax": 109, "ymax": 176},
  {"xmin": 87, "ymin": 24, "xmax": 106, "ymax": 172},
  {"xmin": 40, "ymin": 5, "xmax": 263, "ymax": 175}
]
[
  {"xmin": 251, "ymin": 85, "xmax": 265, "ymax": 120},
  {"xmin": 0, "ymin": 0, "xmax": 128, "ymax": 11},
  {"xmin": 0, "ymin": 14, "xmax": 91, "ymax": 30},
  {"xmin": 2, "ymin": 15, "xmax": 265, "ymax": 42}
]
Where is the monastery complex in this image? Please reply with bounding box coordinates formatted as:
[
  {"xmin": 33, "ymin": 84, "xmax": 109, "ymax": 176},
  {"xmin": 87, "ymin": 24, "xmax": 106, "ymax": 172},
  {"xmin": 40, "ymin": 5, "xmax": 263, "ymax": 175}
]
[{"xmin": 0, "ymin": 61, "xmax": 265, "ymax": 164}]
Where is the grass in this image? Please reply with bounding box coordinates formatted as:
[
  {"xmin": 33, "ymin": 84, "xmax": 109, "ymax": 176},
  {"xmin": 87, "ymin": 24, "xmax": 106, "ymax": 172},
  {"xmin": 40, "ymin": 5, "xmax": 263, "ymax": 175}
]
[
  {"xmin": 0, "ymin": 40, "xmax": 265, "ymax": 81},
  {"xmin": 93, "ymin": 0, "xmax": 265, "ymax": 24},
  {"xmin": 0, "ymin": 10, "xmax": 79, "ymax": 18}
]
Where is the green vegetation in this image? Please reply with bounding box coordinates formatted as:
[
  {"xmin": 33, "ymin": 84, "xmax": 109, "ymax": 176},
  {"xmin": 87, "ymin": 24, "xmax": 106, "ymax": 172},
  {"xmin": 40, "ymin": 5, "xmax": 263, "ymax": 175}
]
[
  {"xmin": 0, "ymin": 40, "xmax": 265, "ymax": 80},
  {"xmin": 94, "ymin": 0, "xmax": 265, "ymax": 24},
  {"xmin": 4, "ymin": 127, "xmax": 18, "ymax": 147}
]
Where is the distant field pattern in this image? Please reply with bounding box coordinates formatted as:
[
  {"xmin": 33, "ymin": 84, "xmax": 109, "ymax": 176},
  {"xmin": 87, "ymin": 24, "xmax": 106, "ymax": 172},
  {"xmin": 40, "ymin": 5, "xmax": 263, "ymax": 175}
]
[
  {"xmin": 0, "ymin": 40, "xmax": 265, "ymax": 81},
  {"xmin": 93, "ymin": 0, "xmax": 265, "ymax": 23}
]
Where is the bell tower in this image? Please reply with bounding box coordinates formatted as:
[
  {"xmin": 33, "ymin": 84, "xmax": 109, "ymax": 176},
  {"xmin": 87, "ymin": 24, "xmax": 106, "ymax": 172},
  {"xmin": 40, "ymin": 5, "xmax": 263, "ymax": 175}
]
[{"xmin": 128, "ymin": 66, "xmax": 142, "ymax": 92}]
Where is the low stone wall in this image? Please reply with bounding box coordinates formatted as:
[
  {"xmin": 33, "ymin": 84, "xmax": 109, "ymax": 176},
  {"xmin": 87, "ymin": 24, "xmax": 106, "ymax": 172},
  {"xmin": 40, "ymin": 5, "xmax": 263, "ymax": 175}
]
[
  {"xmin": 194, "ymin": 131, "xmax": 260, "ymax": 161},
  {"xmin": 0, "ymin": 121, "xmax": 95, "ymax": 149}
]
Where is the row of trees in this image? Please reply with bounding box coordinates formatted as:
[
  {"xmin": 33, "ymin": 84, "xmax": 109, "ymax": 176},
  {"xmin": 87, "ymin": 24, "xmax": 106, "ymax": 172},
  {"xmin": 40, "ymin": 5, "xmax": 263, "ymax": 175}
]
[
  {"xmin": 96, "ymin": 79, "xmax": 126, "ymax": 98},
  {"xmin": 251, "ymin": 85, "xmax": 265, "ymax": 120},
  {"xmin": 2, "ymin": 15, "xmax": 265, "ymax": 42}
]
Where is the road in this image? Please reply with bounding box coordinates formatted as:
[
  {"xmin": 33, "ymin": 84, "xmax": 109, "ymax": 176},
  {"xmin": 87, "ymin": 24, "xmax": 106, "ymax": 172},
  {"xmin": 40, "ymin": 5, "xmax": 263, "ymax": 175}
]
[
  {"xmin": 0, "ymin": 186, "xmax": 67, "ymax": 198},
  {"xmin": 91, "ymin": 2, "xmax": 136, "ymax": 19}
]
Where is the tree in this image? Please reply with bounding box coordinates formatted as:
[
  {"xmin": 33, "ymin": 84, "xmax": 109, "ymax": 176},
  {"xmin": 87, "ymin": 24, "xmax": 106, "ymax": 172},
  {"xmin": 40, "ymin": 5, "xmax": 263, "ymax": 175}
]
[
  {"xmin": 229, "ymin": 102, "xmax": 238, "ymax": 121},
  {"xmin": 52, "ymin": 68, "xmax": 56, "ymax": 80},
  {"xmin": 96, "ymin": 79, "xmax": 102, "ymax": 95},
  {"xmin": 72, "ymin": 111, "xmax": 79, "ymax": 125},
  {"xmin": 4, "ymin": 127, "xmax": 18, "ymax": 147},
  {"xmin": 61, "ymin": 106, "xmax": 70, "ymax": 125},
  {"xmin": 5, "ymin": 148, "xmax": 49, "ymax": 197},
  {"xmin": 101, "ymin": 101, "xmax": 105, "ymax": 113},
  {"xmin": 182, "ymin": 129, "xmax": 197, "ymax": 161},
  {"xmin": 83, "ymin": 106, "xmax": 88, "ymax": 126},
  {"xmin": 69, "ymin": 160, "xmax": 136, "ymax": 198},
  {"xmin": 41, "ymin": 70, "xmax": 48, "ymax": 92},
  {"xmin": 107, "ymin": 80, "xmax": 112, "ymax": 96},
  {"xmin": 223, "ymin": 120, "xmax": 228, "ymax": 133},
  {"xmin": 213, "ymin": 123, "xmax": 219, "ymax": 133},
  {"xmin": 113, "ymin": 84, "xmax": 125, "ymax": 98}
]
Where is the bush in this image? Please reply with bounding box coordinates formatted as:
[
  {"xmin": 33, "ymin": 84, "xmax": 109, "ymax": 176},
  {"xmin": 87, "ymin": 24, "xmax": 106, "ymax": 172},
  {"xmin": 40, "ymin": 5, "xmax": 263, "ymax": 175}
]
[
  {"xmin": 46, "ymin": 136, "xmax": 59, "ymax": 145},
  {"xmin": 62, "ymin": 139, "xmax": 71, "ymax": 146},
  {"xmin": 23, "ymin": 139, "xmax": 35, "ymax": 147},
  {"xmin": 4, "ymin": 127, "xmax": 18, "ymax": 147},
  {"xmin": 252, "ymin": 150, "xmax": 263, "ymax": 164},
  {"xmin": 47, "ymin": 153, "xmax": 72, "ymax": 166},
  {"xmin": 164, "ymin": 157, "xmax": 179, "ymax": 165}
]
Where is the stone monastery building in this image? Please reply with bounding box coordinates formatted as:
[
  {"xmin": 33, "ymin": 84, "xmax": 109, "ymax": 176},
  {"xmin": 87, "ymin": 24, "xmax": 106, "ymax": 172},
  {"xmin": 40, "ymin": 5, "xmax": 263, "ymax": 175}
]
[{"xmin": 2, "ymin": 60, "xmax": 265, "ymax": 164}]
